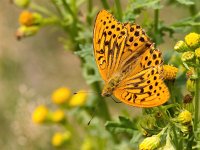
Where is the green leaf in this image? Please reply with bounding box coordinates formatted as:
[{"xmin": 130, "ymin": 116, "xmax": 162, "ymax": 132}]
[
  {"xmin": 75, "ymin": 43, "xmax": 101, "ymax": 84},
  {"xmin": 105, "ymin": 116, "xmax": 138, "ymax": 135},
  {"xmin": 176, "ymin": 0, "xmax": 194, "ymax": 5}
]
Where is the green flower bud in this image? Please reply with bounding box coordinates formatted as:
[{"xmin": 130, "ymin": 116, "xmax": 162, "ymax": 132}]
[
  {"xmin": 186, "ymin": 79, "xmax": 195, "ymax": 93},
  {"xmin": 160, "ymin": 134, "xmax": 175, "ymax": 150},
  {"xmin": 174, "ymin": 40, "xmax": 190, "ymax": 52},
  {"xmin": 139, "ymin": 134, "xmax": 161, "ymax": 150},
  {"xmin": 181, "ymin": 51, "xmax": 195, "ymax": 62},
  {"xmin": 16, "ymin": 25, "xmax": 39, "ymax": 40},
  {"xmin": 185, "ymin": 32, "xmax": 200, "ymax": 49},
  {"xmin": 14, "ymin": 0, "xmax": 30, "ymax": 8}
]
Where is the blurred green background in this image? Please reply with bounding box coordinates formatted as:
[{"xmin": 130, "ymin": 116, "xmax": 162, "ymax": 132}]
[{"xmin": 0, "ymin": 0, "xmax": 199, "ymax": 149}]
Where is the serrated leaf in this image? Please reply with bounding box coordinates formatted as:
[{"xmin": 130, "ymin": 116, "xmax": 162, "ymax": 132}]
[{"xmin": 105, "ymin": 116, "xmax": 138, "ymax": 135}]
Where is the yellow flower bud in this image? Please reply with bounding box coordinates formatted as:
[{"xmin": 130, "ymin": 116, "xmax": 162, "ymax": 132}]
[
  {"xmin": 14, "ymin": 0, "xmax": 30, "ymax": 8},
  {"xmin": 139, "ymin": 134, "xmax": 161, "ymax": 150},
  {"xmin": 185, "ymin": 32, "xmax": 200, "ymax": 49},
  {"xmin": 181, "ymin": 51, "xmax": 195, "ymax": 62},
  {"xmin": 195, "ymin": 47, "xmax": 200, "ymax": 58},
  {"xmin": 69, "ymin": 90, "xmax": 88, "ymax": 107},
  {"xmin": 32, "ymin": 105, "xmax": 48, "ymax": 124},
  {"xmin": 51, "ymin": 131, "xmax": 71, "ymax": 147},
  {"xmin": 19, "ymin": 11, "xmax": 43, "ymax": 26},
  {"xmin": 51, "ymin": 87, "xmax": 71, "ymax": 105},
  {"xmin": 177, "ymin": 110, "xmax": 192, "ymax": 124},
  {"xmin": 163, "ymin": 65, "xmax": 178, "ymax": 80},
  {"xmin": 174, "ymin": 40, "xmax": 190, "ymax": 52},
  {"xmin": 16, "ymin": 25, "xmax": 39, "ymax": 40},
  {"xmin": 52, "ymin": 109, "xmax": 66, "ymax": 123}
]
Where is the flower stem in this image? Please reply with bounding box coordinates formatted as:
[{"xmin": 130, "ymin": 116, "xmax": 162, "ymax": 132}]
[
  {"xmin": 101, "ymin": 0, "xmax": 110, "ymax": 9},
  {"xmin": 154, "ymin": 8, "xmax": 159, "ymax": 47},
  {"xmin": 87, "ymin": 0, "xmax": 93, "ymax": 25},
  {"xmin": 114, "ymin": 0, "xmax": 122, "ymax": 21},
  {"xmin": 194, "ymin": 67, "xmax": 199, "ymax": 131}
]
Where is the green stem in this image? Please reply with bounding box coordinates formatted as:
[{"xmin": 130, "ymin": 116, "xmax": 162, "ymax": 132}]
[
  {"xmin": 41, "ymin": 17, "xmax": 61, "ymax": 26},
  {"xmin": 114, "ymin": 0, "xmax": 122, "ymax": 21},
  {"xmin": 90, "ymin": 81, "xmax": 111, "ymax": 121},
  {"xmin": 30, "ymin": 3, "xmax": 54, "ymax": 16},
  {"xmin": 154, "ymin": 8, "xmax": 159, "ymax": 47},
  {"xmin": 101, "ymin": 0, "xmax": 110, "ymax": 9},
  {"xmin": 189, "ymin": 3, "xmax": 199, "ymax": 32},
  {"xmin": 87, "ymin": 0, "xmax": 93, "ymax": 25},
  {"xmin": 194, "ymin": 67, "xmax": 199, "ymax": 131}
]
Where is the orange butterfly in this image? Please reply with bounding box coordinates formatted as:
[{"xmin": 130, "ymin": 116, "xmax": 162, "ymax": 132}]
[{"xmin": 93, "ymin": 10, "xmax": 170, "ymax": 107}]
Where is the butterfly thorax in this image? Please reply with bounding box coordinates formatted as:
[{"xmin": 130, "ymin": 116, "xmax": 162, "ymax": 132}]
[{"xmin": 102, "ymin": 76, "xmax": 121, "ymax": 97}]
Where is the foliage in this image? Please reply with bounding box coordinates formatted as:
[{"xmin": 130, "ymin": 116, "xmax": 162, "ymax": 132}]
[{"xmin": 13, "ymin": 0, "xmax": 200, "ymax": 149}]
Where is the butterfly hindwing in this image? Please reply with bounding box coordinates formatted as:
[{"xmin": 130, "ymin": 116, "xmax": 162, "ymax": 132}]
[{"xmin": 113, "ymin": 67, "xmax": 170, "ymax": 107}]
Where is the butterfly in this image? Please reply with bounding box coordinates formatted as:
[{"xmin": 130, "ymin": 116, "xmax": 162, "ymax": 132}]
[{"xmin": 93, "ymin": 10, "xmax": 170, "ymax": 107}]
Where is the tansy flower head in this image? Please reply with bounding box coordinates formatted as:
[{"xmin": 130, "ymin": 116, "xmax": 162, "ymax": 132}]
[
  {"xmin": 19, "ymin": 11, "xmax": 43, "ymax": 26},
  {"xmin": 51, "ymin": 87, "xmax": 71, "ymax": 105},
  {"xmin": 32, "ymin": 105, "xmax": 49, "ymax": 124},
  {"xmin": 14, "ymin": 0, "xmax": 30, "ymax": 8},
  {"xmin": 181, "ymin": 51, "xmax": 195, "ymax": 62},
  {"xmin": 19, "ymin": 11, "xmax": 34, "ymax": 26},
  {"xmin": 139, "ymin": 134, "xmax": 161, "ymax": 150},
  {"xmin": 69, "ymin": 90, "xmax": 88, "ymax": 107},
  {"xmin": 185, "ymin": 32, "xmax": 200, "ymax": 48},
  {"xmin": 163, "ymin": 65, "xmax": 178, "ymax": 80},
  {"xmin": 52, "ymin": 109, "xmax": 66, "ymax": 123},
  {"xmin": 174, "ymin": 40, "xmax": 190, "ymax": 52},
  {"xmin": 177, "ymin": 110, "xmax": 192, "ymax": 124},
  {"xmin": 51, "ymin": 131, "xmax": 71, "ymax": 147},
  {"xmin": 195, "ymin": 47, "xmax": 200, "ymax": 58},
  {"xmin": 16, "ymin": 25, "xmax": 39, "ymax": 40}
]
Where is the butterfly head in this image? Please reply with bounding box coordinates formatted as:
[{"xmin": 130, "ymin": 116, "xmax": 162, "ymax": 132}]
[{"xmin": 101, "ymin": 78, "xmax": 120, "ymax": 97}]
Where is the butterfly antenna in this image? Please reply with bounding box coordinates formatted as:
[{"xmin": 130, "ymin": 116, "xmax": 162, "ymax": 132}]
[
  {"xmin": 73, "ymin": 91, "xmax": 101, "ymax": 95},
  {"xmin": 110, "ymin": 95, "xmax": 122, "ymax": 103}
]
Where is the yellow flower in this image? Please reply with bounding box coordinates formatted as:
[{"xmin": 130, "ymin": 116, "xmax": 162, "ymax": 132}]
[
  {"xmin": 177, "ymin": 110, "xmax": 192, "ymax": 124},
  {"xmin": 32, "ymin": 105, "xmax": 48, "ymax": 124},
  {"xmin": 139, "ymin": 134, "xmax": 161, "ymax": 150},
  {"xmin": 181, "ymin": 51, "xmax": 195, "ymax": 62},
  {"xmin": 14, "ymin": 0, "xmax": 30, "ymax": 8},
  {"xmin": 51, "ymin": 87, "xmax": 71, "ymax": 105},
  {"xmin": 174, "ymin": 40, "xmax": 190, "ymax": 52},
  {"xmin": 195, "ymin": 47, "xmax": 200, "ymax": 58},
  {"xmin": 81, "ymin": 138, "xmax": 94, "ymax": 150},
  {"xmin": 185, "ymin": 32, "xmax": 200, "ymax": 48},
  {"xmin": 52, "ymin": 109, "xmax": 66, "ymax": 123},
  {"xmin": 51, "ymin": 131, "xmax": 71, "ymax": 147},
  {"xmin": 69, "ymin": 90, "xmax": 88, "ymax": 107},
  {"xmin": 16, "ymin": 25, "xmax": 39, "ymax": 40},
  {"xmin": 163, "ymin": 65, "xmax": 178, "ymax": 80}
]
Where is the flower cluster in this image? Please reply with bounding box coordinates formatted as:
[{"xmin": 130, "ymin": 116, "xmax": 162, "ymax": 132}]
[
  {"xmin": 32, "ymin": 87, "xmax": 88, "ymax": 147},
  {"xmin": 174, "ymin": 32, "xmax": 200, "ymax": 63}
]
